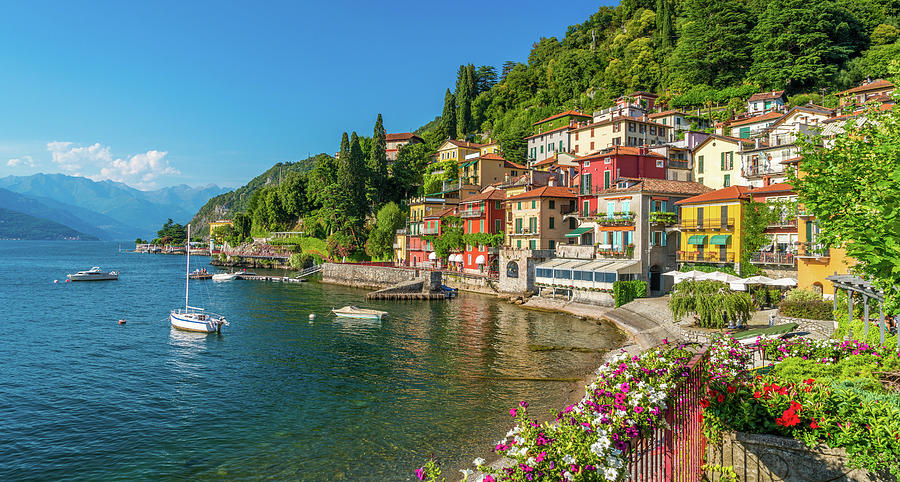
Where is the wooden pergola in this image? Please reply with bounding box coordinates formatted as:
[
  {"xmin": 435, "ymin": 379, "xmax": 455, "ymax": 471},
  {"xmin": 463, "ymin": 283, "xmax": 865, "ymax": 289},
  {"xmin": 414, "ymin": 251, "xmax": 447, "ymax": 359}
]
[{"xmin": 826, "ymin": 274, "xmax": 898, "ymax": 346}]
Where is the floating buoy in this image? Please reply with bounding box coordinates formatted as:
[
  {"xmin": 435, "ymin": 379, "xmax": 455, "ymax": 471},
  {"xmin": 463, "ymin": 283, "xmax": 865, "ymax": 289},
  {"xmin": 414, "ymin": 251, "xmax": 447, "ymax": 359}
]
[
  {"xmin": 308, "ymin": 313, "xmax": 316, "ymax": 321},
  {"xmin": 65, "ymin": 279, "xmax": 71, "ymax": 283},
  {"xmin": 53, "ymin": 280, "xmax": 58, "ymax": 284},
  {"xmin": 118, "ymin": 319, "xmax": 126, "ymax": 325}
]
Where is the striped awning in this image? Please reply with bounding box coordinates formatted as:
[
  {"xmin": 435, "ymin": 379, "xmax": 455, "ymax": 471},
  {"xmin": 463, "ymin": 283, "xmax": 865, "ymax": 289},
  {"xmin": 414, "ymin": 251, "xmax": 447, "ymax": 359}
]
[
  {"xmin": 709, "ymin": 235, "xmax": 732, "ymax": 245},
  {"xmin": 687, "ymin": 235, "xmax": 707, "ymax": 245}
]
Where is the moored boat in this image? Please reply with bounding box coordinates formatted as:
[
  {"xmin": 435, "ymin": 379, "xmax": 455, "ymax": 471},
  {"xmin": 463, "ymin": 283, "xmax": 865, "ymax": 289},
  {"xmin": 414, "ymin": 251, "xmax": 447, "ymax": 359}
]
[
  {"xmin": 212, "ymin": 272, "xmax": 237, "ymax": 281},
  {"xmin": 67, "ymin": 267, "xmax": 119, "ymax": 281},
  {"xmin": 332, "ymin": 305, "xmax": 388, "ymax": 320},
  {"xmin": 170, "ymin": 225, "xmax": 229, "ymax": 333}
]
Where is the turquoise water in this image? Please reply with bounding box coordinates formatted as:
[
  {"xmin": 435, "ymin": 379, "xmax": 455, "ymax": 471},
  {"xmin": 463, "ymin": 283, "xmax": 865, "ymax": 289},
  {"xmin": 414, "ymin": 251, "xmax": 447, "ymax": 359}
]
[{"xmin": 0, "ymin": 241, "xmax": 623, "ymax": 480}]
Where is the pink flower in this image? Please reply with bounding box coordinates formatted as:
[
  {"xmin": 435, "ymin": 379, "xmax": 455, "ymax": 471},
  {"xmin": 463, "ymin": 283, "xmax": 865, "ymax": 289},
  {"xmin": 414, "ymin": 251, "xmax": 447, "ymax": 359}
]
[
  {"xmin": 509, "ymin": 408, "xmax": 517, "ymax": 417},
  {"xmin": 415, "ymin": 467, "xmax": 425, "ymax": 480},
  {"xmin": 536, "ymin": 451, "xmax": 546, "ymax": 463},
  {"xmin": 484, "ymin": 476, "xmax": 495, "ymax": 482}
]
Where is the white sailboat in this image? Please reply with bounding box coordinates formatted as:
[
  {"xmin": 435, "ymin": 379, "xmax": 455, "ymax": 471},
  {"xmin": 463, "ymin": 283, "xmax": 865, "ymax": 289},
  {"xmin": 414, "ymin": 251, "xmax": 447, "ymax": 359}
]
[{"xmin": 170, "ymin": 224, "xmax": 229, "ymax": 333}]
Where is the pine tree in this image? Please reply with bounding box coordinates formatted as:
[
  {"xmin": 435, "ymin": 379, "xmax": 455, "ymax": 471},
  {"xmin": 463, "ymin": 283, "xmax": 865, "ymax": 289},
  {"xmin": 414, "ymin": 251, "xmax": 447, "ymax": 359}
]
[
  {"xmin": 455, "ymin": 65, "xmax": 472, "ymax": 139},
  {"xmin": 441, "ymin": 89, "xmax": 457, "ymax": 140},
  {"xmin": 501, "ymin": 61, "xmax": 516, "ymax": 82},
  {"xmin": 367, "ymin": 113, "xmax": 387, "ymax": 206},
  {"xmin": 476, "ymin": 65, "xmax": 498, "ymax": 93}
]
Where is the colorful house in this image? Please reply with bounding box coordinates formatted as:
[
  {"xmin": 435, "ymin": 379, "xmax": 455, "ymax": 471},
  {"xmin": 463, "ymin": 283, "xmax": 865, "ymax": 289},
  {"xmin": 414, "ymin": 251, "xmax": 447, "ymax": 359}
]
[
  {"xmin": 569, "ymin": 117, "xmax": 670, "ymax": 155},
  {"xmin": 796, "ymin": 214, "xmax": 853, "ymax": 297},
  {"xmin": 531, "ymin": 110, "xmax": 592, "ymax": 135},
  {"xmin": 691, "ymin": 135, "xmax": 752, "ymax": 189},
  {"xmin": 457, "ymin": 188, "xmax": 507, "ymax": 274},
  {"xmin": 527, "ymin": 111, "xmax": 591, "ymax": 165},
  {"xmin": 745, "ymin": 183, "xmax": 798, "ymax": 269},
  {"xmin": 674, "ymin": 185, "xmax": 751, "ymax": 270},
  {"xmin": 434, "ymin": 139, "xmax": 482, "ymax": 163},
  {"xmin": 836, "ymin": 79, "xmax": 895, "ymax": 107},
  {"xmin": 385, "ymin": 133, "xmax": 424, "ymax": 161},
  {"xmin": 727, "ymin": 111, "xmax": 783, "ymax": 139},
  {"xmin": 746, "ymin": 90, "xmax": 787, "ymax": 114},
  {"xmin": 504, "ymin": 186, "xmax": 577, "ymax": 250},
  {"xmin": 406, "ymin": 197, "xmax": 455, "ymax": 266},
  {"xmin": 575, "ymin": 146, "xmax": 667, "ymax": 215},
  {"xmin": 458, "ymin": 153, "xmax": 527, "ymax": 189}
]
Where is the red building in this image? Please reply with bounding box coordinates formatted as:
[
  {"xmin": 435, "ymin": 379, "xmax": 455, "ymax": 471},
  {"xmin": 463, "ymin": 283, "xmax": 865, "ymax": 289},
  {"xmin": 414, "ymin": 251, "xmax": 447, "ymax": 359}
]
[
  {"xmin": 576, "ymin": 146, "xmax": 667, "ymax": 216},
  {"xmin": 455, "ymin": 188, "xmax": 507, "ymax": 274}
]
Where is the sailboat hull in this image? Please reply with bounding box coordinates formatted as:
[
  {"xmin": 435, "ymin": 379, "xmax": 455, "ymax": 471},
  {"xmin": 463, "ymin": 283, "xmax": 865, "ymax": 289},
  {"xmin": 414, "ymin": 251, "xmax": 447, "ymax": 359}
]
[{"xmin": 170, "ymin": 312, "xmax": 224, "ymax": 333}]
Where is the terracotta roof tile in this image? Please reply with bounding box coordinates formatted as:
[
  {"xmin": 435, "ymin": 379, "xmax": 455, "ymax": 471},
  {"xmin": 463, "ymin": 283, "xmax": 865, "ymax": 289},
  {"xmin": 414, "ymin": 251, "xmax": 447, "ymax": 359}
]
[
  {"xmin": 748, "ymin": 183, "xmax": 794, "ymax": 195},
  {"xmin": 675, "ymin": 186, "xmax": 752, "ymax": 205},
  {"xmin": 747, "ymin": 91, "xmax": 785, "ymax": 102},
  {"xmin": 594, "ymin": 178, "xmax": 713, "ymax": 196},
  {"xmin": 578, "ymin": 146, "xmax": 667, "ymax": 160},
  {"xmin": 728, "ymin": 111, "xmax": 784, "ymax": 127},
  {"xmin": 570, "ymin": 115, "xmax": 669, "ymax": 133},
  {"xmin": 460, "ymin": 188, "xmax": 508, "ymax": 204},
  {"xmin": 385, "ymin": 132, "xmax": 422, "ymax": 142},
  {"xmin": 649, "ymin": 110, "xmax": 686, "ymax": 118},
  {"xmin": 445, "ymin": 139, "xmax": 484, "ymax": 149},
  {"xmin": 505, "ymin": 185, "xmax": 576, "ymax": 201},
  {"xmin": 837, "ymin": 79, "xmax": 894, "ymax": 96}
]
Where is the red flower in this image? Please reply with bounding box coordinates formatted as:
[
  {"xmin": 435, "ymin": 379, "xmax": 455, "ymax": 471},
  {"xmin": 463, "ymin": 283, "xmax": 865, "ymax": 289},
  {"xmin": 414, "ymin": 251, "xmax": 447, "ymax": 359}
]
[
  {"xmin": 803, "ymin": 378, "xmax": 815, "ymax": 385},
  {"xmin": 717, "ymin": 394, "xmax": 725, "ymax": 403},
  {"xmin": 810, "ymin": 420, "xmax": 820, "ymax": 429},
  {"xmin": 727, "ymin": 385, "xmax": 736, "ymax": 393},
  {"xmin": 753, "ymin": 391, "xmax": 763, "ymax": 399},
  {"xmin": 699, "ymin": 398, "xmax": 710, "ymax": 408}
]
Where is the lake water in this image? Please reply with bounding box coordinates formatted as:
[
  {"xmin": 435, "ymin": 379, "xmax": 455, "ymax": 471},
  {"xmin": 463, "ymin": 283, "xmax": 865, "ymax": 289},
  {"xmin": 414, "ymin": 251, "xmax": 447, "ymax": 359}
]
[{"xmin": 0, "ymin": 241, "xmax": 624, "ymax": 480}]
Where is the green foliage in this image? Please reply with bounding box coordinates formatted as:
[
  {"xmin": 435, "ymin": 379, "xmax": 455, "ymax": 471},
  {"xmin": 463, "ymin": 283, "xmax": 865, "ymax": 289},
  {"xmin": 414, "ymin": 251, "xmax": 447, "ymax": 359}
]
[
  {"xmin": 288, "ymin": 252, "xmax": 313, "ymax": 270},
  {"xmin": 784, "ymin": 288, "xmax": 822, "ymax": 303},
  {"xmin": 0, "ymin": 208, "xmax": 97, "ymax": 240},
  {"xmin": 678, "ymin": 264, "xmax": 739, "ymax": 276},
  {"xmin": 366, "ymin": 113, "xmax": 388, "ymax": 207},
  {"xmin": 779, "ymin": 300, "xmax": 834, "ymax": 320},
  {"xmin": 612, "ymin": 280, "xmax": 648, "ymax": 307},
  {"xmin": 424, "ymin": 216, "xmax": 464, "ymax": 260},
  {"xmin": 390, "ymin": 143, "xmax": 430, "ymax": 202},
  {"xmin": 669, "ymin": 280, "xmax": 752, "ymax": 328},
  {"xmin": 134, "ymin": 238, "xmax": 146, "ymax": 244},
  {"xmin": 834, "ymin": 311, "xmax": 899, "ymax": 350},
  {"xmin": 793, "ymin": 105, "xmax": 900, "ymax": 314},
  {"xmin": 740, "ymin": 200, "xmax": 777, "ymax": 276},
  {"xmin": 157, "ymin": 218, "xmax": 187, "ymax": 245},
  {"xmin": 462, "ymin": 232, "xmax": 504, "ymax": 248},
  {"xmin": 365, "ymin": 202, "xmax": 405, "ymax": 260}
]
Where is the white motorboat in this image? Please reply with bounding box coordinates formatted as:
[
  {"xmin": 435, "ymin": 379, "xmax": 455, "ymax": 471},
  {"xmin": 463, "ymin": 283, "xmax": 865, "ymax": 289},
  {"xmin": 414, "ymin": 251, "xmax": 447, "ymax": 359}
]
[
  {"xmin": 332, "ymin": 305, "xmax": 388, "ymax": 320},
  {"xmin": 67, "ymin": 267, "xmax": 119, "ymax": 281},
  {"xmin": 212, "ymin": 272, "xmax": 238, "ymax": 281},
  {"xmin": 170, "ymin": 224, "xmax": 229, "ymax": 333}
]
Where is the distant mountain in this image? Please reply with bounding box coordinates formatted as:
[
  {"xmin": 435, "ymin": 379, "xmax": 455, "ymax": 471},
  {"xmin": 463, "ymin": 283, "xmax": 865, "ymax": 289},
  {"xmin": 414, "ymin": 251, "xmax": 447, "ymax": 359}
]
[
  {"xmin": 0, "ymin": 188, "xmax": 138, "ymax": 239},
  {"xmin": 0, "ymin": 207, "xmax": 98, "ymax": 240},
  {"xmin": 190, "ymin": 156, "xmax": 321, "ymax": 233},
  {"xmin": 0, "ymin": 174, "xmax": 230, "ymax": 239}
]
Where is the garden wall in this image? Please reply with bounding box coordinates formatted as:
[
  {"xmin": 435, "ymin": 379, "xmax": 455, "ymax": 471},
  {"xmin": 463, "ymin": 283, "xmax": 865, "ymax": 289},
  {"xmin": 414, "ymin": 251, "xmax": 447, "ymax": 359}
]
[
  {"xmin": 705, "ymin": 431, "xmax": 887, "ymax": 481},
  {"xmin": 442, "ymin": 273, "xmax": 498, "ymax": 296},
  {"xmin": 773, "ymin": 315, "xmax": 836, "ymax": 339},
  {"xmin": 321, "ymin": 263, "xmax": 441, "ymax": 291}
]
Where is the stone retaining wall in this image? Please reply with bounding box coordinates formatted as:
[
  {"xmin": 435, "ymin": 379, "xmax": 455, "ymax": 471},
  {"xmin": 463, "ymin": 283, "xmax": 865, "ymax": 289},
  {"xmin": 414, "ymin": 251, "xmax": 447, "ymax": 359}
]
[
  {"xmin": 774, "ymin": 314, "xmax": 836, "ymax": 339},
  {"xmin": 706, "ymin": 431, "xmax": 887, "ymax": 481},
  {"xmin": 321, "ymin": 263, "xmax": 441, "ymax": 291},
  {"xmin": 442, "ymin": 273, "xmax": 498, "ymax": 296}
]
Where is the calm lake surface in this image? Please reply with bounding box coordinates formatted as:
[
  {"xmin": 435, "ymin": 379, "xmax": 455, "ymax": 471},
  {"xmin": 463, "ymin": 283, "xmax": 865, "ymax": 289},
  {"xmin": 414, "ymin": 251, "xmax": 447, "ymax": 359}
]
[{"xmin": 0, "ymin": 241, "xmax": 624, "ymax": 480}]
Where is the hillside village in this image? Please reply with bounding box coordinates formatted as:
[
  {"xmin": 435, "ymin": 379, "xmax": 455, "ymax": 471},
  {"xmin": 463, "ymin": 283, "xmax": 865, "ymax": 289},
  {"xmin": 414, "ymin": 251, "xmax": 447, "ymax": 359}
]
[{"xmin": 381, "ymin": 79, "xmax": 896, "ymax": 300}]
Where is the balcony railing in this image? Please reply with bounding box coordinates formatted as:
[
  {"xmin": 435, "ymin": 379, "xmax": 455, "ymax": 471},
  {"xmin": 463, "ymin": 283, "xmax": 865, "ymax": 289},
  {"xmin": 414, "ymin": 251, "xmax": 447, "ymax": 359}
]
[
  {"xmin": 596, "ymin": 213, "xmax": 635, "ymax": 226},
  {"xmin": 676, "ymin": 251, "xmax": 735, "ymax": 263},
  {"xmin": 423, "ymin": 228, "xmax": 439, "ymax": 235},
  {"xmin": 509, "ymin": 228, "xmax": 540, "ymax": 236},
  {"xmin": 743, "ymin": 166, "xmax": 785, "ymax": 178},
  {"xmin": 668, "ymin": 160, "xmax": 690, "ymax": 169},
  {"xmin": 750, "ymin": 251, "xmax": 796, "ymax": 266},
  {"xmin": 768, "ymin": 217, "xmax": 798, "ymax": 228},
  {"xmin": 560, "ymin": 205, "xmax": 576, "ymax": 215},
  {"xmin": 459, "ymin": 208, "xmax": 484, "ymax": 218},
  {"xmin": 442, "ymin": 179, "xmax": 460, "ymax": 192},
  {"xmin": 596, "ymin": 249, "xmax": 634, "ymax": 259},
  {"xmin": 578, "ymin": 208, "xmax": 600, "ymax": 219},
  {"xmin": 677, "ymin": 218, "xmax": 735, "ymax": 230},
  {"xmin": 797, "ymin": 242, "xmax": 830, "ymax": 258}
]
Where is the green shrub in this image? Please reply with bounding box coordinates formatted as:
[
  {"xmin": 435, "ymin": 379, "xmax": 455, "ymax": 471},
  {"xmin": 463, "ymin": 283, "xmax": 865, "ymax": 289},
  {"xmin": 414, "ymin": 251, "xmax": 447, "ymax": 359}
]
[
  {"xmin": 784, "ymin": 288, "xmax": 822, "ymax": 303},
  {"xmin": 669, "ymin": 280, "xmax": 753, "ymax": 328},
  {"xmin": 778, "ymin": 300, "xmax": 834, "ymax": 320},
  {"xmin": 679, "ymin": 264, "xmax": 739, "ymax": 276},
  {"xmin": 834, "ymin": 311, "xmax": 899, "ymax": 349},
  {"xmin": 612, "ymin": 280, "xmax": 648, "ymax": 307}
]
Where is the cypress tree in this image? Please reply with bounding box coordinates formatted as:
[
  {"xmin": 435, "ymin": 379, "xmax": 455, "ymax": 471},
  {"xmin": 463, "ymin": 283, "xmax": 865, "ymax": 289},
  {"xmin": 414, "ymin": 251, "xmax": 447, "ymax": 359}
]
[
  {"xmin": 656, "ymin": 0, "xmax": 674, "ymax": 49},
  {"xmin": 441, "ymin": 89, "xmax": 457, "ymax": 140},
  {"xmin": 347, "ymin": 132, "xmax": 368, "ymax": 217},
  {"xmin": 367, "ymin": 113, "xmax": 388, "ymax": 206}
]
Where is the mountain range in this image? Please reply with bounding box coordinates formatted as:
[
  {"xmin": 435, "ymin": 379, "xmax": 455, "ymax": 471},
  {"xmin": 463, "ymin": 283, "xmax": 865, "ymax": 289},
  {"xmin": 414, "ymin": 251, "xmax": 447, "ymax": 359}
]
[{"xmin": 0, "ymin": 174, "xmax": 230, "ymax": 240}]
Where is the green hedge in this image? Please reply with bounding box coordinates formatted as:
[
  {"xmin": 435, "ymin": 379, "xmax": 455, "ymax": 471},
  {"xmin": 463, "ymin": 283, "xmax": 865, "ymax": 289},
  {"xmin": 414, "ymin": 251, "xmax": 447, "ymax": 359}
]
[
  {"xmin": 834, "ymin": 311, "xmax": 898, "ymax": 349},
  {"xmin": 613, "ymin": 280, "xmax": 648, "ymax": 307},
  {"xmin": 778, "ymin": 300, "xmax": 834, "ymax": 320}
]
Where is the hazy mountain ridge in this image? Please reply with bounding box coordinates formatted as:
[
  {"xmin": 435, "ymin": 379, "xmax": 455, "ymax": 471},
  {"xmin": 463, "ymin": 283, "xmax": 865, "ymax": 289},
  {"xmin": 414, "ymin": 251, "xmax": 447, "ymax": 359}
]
[
  {"xmin": 0, "ymin": 174, "xmax": 231, "ymax": 240},
  {"xmin": 0, "ymin": 207, "xmax": 98, "ymax": 240}
]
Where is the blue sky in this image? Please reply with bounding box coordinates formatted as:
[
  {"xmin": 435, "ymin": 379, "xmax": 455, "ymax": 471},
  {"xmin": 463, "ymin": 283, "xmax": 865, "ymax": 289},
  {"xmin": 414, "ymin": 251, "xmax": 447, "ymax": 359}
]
[{"xmin": 0, "ymin": 0, "xmax": 606, "ymax": 189}]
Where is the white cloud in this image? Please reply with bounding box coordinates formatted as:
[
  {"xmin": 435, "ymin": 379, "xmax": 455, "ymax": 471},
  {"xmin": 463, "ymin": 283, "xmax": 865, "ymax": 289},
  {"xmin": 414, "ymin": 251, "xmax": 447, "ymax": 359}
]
[
  {"xmin": 45, "ymin": 142, "xmax": 179, "ymax": 189},
  {"xmin": 6, "ymin": 155, "xmax": 35, "ymax": 167}
]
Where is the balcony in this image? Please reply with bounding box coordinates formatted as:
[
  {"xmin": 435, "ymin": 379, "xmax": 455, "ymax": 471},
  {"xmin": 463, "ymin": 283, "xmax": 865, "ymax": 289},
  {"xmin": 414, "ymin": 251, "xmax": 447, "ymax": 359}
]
[
  {"xmin": 647, "ymin": 211, "xmax": 678, "ymax": 226},
  {"xmin": 423, "ymin": 228, "xmax": 439, "ymax": 235},
  {"xmin": 743, "ymin": 165, "xmax": 785, "ymax": 178},
  {"xmin": 596, "ymin": 212, "xmax": 635, "ymax": 227},
  {"xmin": 797, "ymin": 242, "xmax": 830, "ymax": 258},
  {"xmin": 750, "ymin": 251, "xmax": 796, "ymax": 266},
  {"xmin": 442, "ymin": 179, "xmax": 461, "ymax": 192},
  {"xmin": 508, "ymin": 228, "xmax": 540, "ymax": 236},
  {"xmin": 560, "ymin": 205, "xmax": 576, "ymax": 215},
  {"xmin": 768, "ymin": 217, "xmax": 797, "ymax": 228},
  {"xmin": 577, "ymin": 208, "xmax": 600, "ymax": 219},
  {"xmin": 459, "ymin": 208, "xmax": 485, "ymax": 218},
  {"xmin": 668, "ymin": 160, "xmax": 690, "ymax": 169},
  {"xmin": 596, "ymin": 249, "xmax": 634, "ymax": 259},
  {"xmin": 677, "ymin": 251, "xmax": 735, "ymax": 263},
  {"xmin": 677, "ymin": 218, "xmax": 735, "ymax": 231}
]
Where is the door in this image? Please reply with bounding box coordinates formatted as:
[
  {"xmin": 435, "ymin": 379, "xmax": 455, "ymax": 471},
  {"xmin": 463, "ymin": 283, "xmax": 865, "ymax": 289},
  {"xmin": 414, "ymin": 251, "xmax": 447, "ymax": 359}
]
[
  {"xmin": 650, "ymin": 267, "xmax": 661, "ymax": 292},
  {"xmin": 719, "ymin": 245, "xmax": 727, "ymax": 262}
]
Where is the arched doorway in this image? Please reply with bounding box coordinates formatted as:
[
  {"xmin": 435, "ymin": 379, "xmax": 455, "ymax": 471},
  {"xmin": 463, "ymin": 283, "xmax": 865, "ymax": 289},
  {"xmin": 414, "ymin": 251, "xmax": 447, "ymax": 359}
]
[
  {"xmin": 506, "ymin": 261, "xmax": 519, "ymax": 279},
  {"xmin": 649, "ymin": 265, "xmax": 661, "ymax": 292},
  {"xmin": 813, "ymin": 282, "xmax": 823, "ymax": 296}
]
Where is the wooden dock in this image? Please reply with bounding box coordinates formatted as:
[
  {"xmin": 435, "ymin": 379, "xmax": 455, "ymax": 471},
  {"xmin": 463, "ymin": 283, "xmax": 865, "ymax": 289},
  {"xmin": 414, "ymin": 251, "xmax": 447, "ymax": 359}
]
[
  {"xmin": 236, "ymin": 275, "xmax": 305, "ymax": 283},
  {"xmin": 366, "ymin": 292, "xmax": 447, "ymax": 300}
]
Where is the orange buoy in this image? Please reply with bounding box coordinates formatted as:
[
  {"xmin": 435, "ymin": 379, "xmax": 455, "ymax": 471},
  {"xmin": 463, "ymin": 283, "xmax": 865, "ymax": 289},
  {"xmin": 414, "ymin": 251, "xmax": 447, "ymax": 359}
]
[{"xmin": 118, "ymin": 319, "xmax": 126, "ymax": 325}]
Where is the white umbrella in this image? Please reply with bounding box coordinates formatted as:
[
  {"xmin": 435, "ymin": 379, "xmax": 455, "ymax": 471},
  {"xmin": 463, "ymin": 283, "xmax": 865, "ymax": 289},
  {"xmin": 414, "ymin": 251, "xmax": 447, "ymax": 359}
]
[
  {"xmin": 428, "ymin": 252, "xmax": 437, "ymax": 261},
  {"xmin": 662, "ymin": 270, "xmax": 681, "ymax": 277},
  {"xmin": 742, "ymin": 275, "xmax": 776, "ymax": 285},
  {"xmin": 703, "ymin": 271, "xmax": 742, "ymax": 283},
  {"xmin": 729, "ymin": 281, "xmax": 747, "ymax": 291},
  {"xmin": 770, "ymin": 277, "xmax": 798, "ymax": 287}
]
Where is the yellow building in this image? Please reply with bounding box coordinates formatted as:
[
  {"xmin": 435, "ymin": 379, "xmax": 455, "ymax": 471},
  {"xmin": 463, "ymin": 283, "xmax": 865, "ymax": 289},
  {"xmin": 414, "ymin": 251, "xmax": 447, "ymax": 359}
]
[
  {"xmin": 393, "ymin": 229, "xmax": 408, "ymax": 263},
  {"xmin": 479, "ymin": 140, "xmax": 501, "ymax": 156},
  {"xmin": 408, "ymin": 196, "xmax": 452, "ymax": 235},
  {"xmin": 674, "ymin": 186, "xmax": 751, "ymax": 269},
  {"xmin": 691, "ymin": 135, "xmax": 752, "ymax": 189},
  {"xmin": 458, "ymin": 153, "xmax": 527, "ymax": 188},
  {"xmin": 796, "ymin": 217, "xmax": 853, "ymax": 297},
  {"xmin": 434, "ymin": 139, "xmax": 482, "ymax": 163},
  {"xmin": 504, "ymin": 186, "xmax": 577, "ymax": 250},
  {"xmin": 209, "ymin": 220, "xmax": 234, "ymax": 239}
]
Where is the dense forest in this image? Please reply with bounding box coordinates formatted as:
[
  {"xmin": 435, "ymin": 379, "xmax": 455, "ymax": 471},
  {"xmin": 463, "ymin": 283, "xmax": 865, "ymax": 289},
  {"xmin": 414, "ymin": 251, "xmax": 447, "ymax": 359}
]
[
  {"xmin": 0, "ymin": 208, "xmax": 98, "ymax": 240},
  {"xmin": 194, "ymin": 0, "xmax": 900, "ymax": 259}
]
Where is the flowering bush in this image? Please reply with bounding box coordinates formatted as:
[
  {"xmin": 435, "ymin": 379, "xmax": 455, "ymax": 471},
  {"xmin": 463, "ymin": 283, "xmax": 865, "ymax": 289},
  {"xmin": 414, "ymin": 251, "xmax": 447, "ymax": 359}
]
[
  {"xmin": 703, "ymin": 335, "xmax": 900, "ymax": 478},
  {"xmin": 416, "ymin": 343, "xmax": 697, "ymax": 481}
]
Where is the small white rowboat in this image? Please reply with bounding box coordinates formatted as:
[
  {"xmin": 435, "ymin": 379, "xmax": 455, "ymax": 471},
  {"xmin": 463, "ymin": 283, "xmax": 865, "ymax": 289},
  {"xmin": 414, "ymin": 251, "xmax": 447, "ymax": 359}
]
[{"xmin": 332, "ymin": 305, "xmax": 388, "ymax": 320}]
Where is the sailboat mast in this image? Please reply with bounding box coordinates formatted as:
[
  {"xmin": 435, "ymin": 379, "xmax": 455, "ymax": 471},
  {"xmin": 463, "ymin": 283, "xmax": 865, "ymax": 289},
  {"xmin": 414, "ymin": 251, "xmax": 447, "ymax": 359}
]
[{"xmin": 185, "ymin": 224, "xmax": 190, "ymax": 311}]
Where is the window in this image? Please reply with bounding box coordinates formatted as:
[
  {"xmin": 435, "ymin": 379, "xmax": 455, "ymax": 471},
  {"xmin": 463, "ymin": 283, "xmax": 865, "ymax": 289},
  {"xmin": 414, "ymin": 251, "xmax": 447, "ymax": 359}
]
[
  {"xmin": 549, "ymin": 240, "xmax": 556, "ymax": 249},
  {"xmin": 549, "ymin": 217, "xmax": 555, "ymax": 229},
  {"xmin": 559, "ymin": 140, "xmax": 563, "ymax": 152},
  {"xmin": 584, "ymin": 160, "xmax": 591, "ymax": 167},
  {"xmin": 698, "ymin": 155, "xmax": 704, "ymax": 174},
  {"xmin": 591, "ymin": 128, "xmax": 595, "ymax": 137},
  {"xmin": 495, "ymin": 219, "xmax": 501, "ymax": 233},
  {"xmin": 605, "ymin": 157, "xmax": 611, "ymax": 164},
  {"xmin": 575, "ymin": 145, "xmax": 579, "ymax": 153},
  {"xmin": 540, "ymin": 145, "xmax": 543, "ymax": 154},
  {"xmin": 517, "ymin": 202, "xmax": 521, "ymax": 210},
  {"xmin": 698, "ymin": 177, "xmax": 704, "ymax": 184},
  {"xmin": 639, "ymin": 124, "xmax": 646, "ymax": 134},
  {"xmin": 517, "ymin": 240, "xmax": 522, "ymax": 248},
  {"xmin": 613, "ymin": 123, "xmax": 620, "ymax": 132},
  {"xmin": 628, "ymin": 123, "xmax": 635, "ymax": 132},
  {"xmin": 590, "ymin": 141, "xmax": 595, "ymax": 150},
  {"xmin": 549, "ymin": 200, "xmax": 555, "ymax": 209},
  {"xmin": 507, "ymin": 261, "xmax": 519, "ymax": 277},
  {"xmin": 480, "ymin": 219, "xmax": 484, "ymax": 232},
  {"xmin": 607, "ymin": 201, "xmax": 615, "ymax": 217},
  {"xmin": 467, "ymin": 254, "xmax": 472, "ymax": 265},
  {"xmin": 613, "ymin": 137, "xmax": 621, "ymax": 146},
  {"xmin": 656, "ymin": 160, "xmax": 664, "ymax": 168},
  {"xmin": 569, "ymin": 218, "xmax": 577, "ymax": 229},
  {"xmin": 650, "ymin": 126, "xmax": 656, "ymax": 135},
  {"xmin": 531, "ymin": 200, "xmax": 536, "ymax": 209},
  {"xmin": 529, "ymin": 239, "xmax": 536, "ymax": 250},
  {"xmin": 604, "ymin": 170, "xmax": 611, "ymax": 189},
  {"xmin": 495, "ymin": 201, "xmax": 501, "ymax": 209},
  {"xmin": 575, "ymin": 132, "xmax": 579, "ymax": 141},
  {"xmin": 724, "ymin": 174, "xmax": 731, "ymax": 187},
  {"xmin": 515, "ymin": 218, "xmax": 522, "ymax": 232},
  {"xmin": 622, "ymin": 200, "xmax": 630, "ymax": 213}
]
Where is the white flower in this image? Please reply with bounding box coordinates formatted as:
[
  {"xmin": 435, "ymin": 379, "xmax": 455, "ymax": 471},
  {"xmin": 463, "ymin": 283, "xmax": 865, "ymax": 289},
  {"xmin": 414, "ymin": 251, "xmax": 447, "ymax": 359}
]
[
  {"xmin": 459, "ymin": 468, "xmax": 473, "ymax": 480},
  {"xmin": 562, "ymin": 454, "xmax": 576, "ymax": 465},
  {"xmin": 590, "ymin": 440, "xmax": 606, "ymax": 457},
  {"xmin": 526, "ymin": 456, "xmax": 536, "ymax": 466},
  {"xmin": 473, "ymin": 457, "xmax": 485, "ymax": 467},
  {"xmin": 604, "ymin": 466, "xmax": 619, "ymax": 481},
  {"xmin": 563, "ymin": 471, "xmax": 575, "ymax": 481}
]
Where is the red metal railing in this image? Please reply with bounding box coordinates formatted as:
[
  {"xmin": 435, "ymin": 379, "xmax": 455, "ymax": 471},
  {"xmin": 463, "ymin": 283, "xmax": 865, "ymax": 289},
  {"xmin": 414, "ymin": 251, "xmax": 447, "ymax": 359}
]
[{"xmin": 626, "ymin": 351, "xmax": 707, "ymax": 481}]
